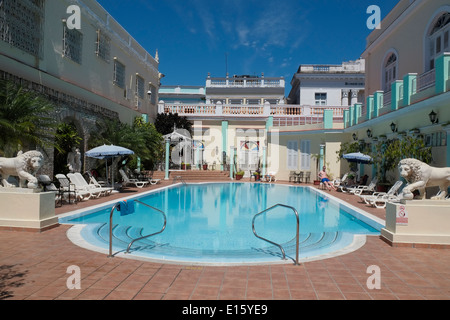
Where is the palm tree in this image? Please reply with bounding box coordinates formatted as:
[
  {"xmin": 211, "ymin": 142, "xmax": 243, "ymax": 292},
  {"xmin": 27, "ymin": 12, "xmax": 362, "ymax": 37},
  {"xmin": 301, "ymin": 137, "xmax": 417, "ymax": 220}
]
[
  {"xmin": 88, "ymin": 117, "xmax": 163, "ymax": 171},
  {"xmin": 0, "ymin": 79, "xmax": 56, "ymax": 156}
]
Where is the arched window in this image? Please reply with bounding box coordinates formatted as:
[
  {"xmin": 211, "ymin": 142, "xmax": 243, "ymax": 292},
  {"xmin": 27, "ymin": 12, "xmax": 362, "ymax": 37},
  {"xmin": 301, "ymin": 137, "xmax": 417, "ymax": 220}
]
[
  {"xmin": 383, "ymin": 52, "xmax": 397, "ymax": 92},
  {"xmin": 427, "ymin": 12, "xmax": 450, "ymax": 71}
]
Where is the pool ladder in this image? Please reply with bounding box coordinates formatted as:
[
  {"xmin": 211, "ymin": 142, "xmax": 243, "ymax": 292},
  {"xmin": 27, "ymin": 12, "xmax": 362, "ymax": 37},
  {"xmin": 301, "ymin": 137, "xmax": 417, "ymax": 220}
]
[
  {"xmin": 107, "ymin": 200, "xmax": 166, "ymax": 258},
  {"xmin": 252, "ymin": 204, "xmax": 300, "ymax": 265},
  {"xmin": 172, "ymin": 176, "xmax": 187, "ymax": 185}
]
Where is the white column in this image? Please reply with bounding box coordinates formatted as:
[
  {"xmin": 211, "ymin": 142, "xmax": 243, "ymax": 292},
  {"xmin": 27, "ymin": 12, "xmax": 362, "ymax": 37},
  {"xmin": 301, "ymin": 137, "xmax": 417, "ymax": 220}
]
[
  {"xmin": 341, "ymin": 90, "xmax": 349, "ymax": 106},
  {"xmin": 350, "ymin": 89, "xmax": 359, "ymax": 106}
]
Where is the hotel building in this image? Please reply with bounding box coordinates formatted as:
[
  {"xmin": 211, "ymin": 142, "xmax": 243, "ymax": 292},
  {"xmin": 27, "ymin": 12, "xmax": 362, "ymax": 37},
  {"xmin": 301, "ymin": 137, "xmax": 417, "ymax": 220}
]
[
  {"xmin": 0, "ymin": 0, "xmax": 160, "ymax": 173},
  {"xmin": 345, "ymin": 0, "xmax": 450, "ymax": 172},
  {"xmin": 158, "ymin": 65, "xmax": 365, "ymax": 180}
]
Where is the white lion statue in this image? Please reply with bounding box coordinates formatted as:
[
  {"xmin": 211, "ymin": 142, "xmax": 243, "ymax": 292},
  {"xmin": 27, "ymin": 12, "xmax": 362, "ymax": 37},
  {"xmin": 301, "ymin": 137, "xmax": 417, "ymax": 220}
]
[
  {"xmin": 398, "ymin": 158, "xmax": 450, "ymax": 200},
  {"xmin": 0, "ymin": 150, "xmax": 44, "ymax": 189}
]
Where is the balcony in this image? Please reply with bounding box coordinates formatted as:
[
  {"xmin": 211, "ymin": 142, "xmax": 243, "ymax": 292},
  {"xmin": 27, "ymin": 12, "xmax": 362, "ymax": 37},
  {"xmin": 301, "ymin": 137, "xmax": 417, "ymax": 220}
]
[
  {"xmin": 345, "ymin": 52, "xmax": 450, "ymax": 128},
  {"xmin": 206, "ymin": 77, "xmax": 285, "ymax": 88},
  {"xmin": 158, "ymin": 101, "xmax": 347, "ymax": 127}
]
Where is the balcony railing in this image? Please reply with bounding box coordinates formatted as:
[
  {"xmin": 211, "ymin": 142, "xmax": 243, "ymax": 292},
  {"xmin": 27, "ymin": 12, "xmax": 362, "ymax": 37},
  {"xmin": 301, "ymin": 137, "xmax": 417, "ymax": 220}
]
[
  {"xmin": 158, "ymin": 102, "xmax": 346, "ymax": 126},
  {"xmin": 206, "ymin": 77, "xmax": 284, "ymax": 88},
  {"xmin": 344, "ymin": 53, "xmax": 450, "ymax": 129},
  {"xmin": 416, "ymin": 68, "xmax": 436, "ymax": 92}
]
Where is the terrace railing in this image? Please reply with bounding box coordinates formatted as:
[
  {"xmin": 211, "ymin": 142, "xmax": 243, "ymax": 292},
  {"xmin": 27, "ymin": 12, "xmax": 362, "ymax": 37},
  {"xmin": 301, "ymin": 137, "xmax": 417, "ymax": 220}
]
[{"xmin": 158, "ymin": 102, "xmax": 346, "ymax": 127}]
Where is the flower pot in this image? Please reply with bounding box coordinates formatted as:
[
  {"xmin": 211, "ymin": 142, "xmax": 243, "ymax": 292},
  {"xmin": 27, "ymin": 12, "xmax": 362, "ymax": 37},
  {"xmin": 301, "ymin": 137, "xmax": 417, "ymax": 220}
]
[
  {"xmin": 314, "ymin": 180, "xmax": 320, "ymax": 185},
  {"xmin": 235, "ymin": 174, "xmax": 243, "ymax": 180},
  {"xmin": 203, "ymin": 164, "xmax": 208, "ymax": 170}
]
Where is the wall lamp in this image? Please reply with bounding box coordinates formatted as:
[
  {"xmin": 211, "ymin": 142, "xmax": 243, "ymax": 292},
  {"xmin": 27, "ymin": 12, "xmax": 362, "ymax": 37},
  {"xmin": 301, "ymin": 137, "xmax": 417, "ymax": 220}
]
[
  {"xmin": 429, "ymin": 110, "xmax": 438, "ymax": 124},
  {"xmin": 390, "ymin": 122, "xmax": 398, "ymax": 133},
  {"xmin": 366, "ymin": 129, "xmax": 373, "ymax": 138},
  {"xmin": 352, "ymin": 133, "xmax": 358, "ymax": 141}
]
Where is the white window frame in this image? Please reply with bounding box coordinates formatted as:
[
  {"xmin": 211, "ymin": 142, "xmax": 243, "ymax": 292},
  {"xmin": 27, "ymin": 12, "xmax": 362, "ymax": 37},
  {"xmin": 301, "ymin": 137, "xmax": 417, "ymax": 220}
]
[
  {"xmin": 113, "ymin": 59, "xmax": 125, "ymax": 89},
  {"xmin": 287, "ymin": 140, "xmax": 298, "ymax": 170},
  {"xmin": 95, "ymin": 29, "xmax": 111, "ymax": 62},
  {"xmin": 382, "ymin": 52, "xmax": 398, "ymax": 92},
  {"xmin": 300, "ymin": 140, "xmax": 311, "ymax": 170},
  {"xmin": 426, "ymin": 11, "xmax": 450, "ymax": 71},
  {"xmin": 136, "ymin": 75, "xmax": 145, "ymax": 99},
  {"xmin": 314, "ymin": 93, "xmax": 327, "ymax": 106},
  {"xmin": 63, "ymin": 25, "xmax": 83, "ymax": 64}
]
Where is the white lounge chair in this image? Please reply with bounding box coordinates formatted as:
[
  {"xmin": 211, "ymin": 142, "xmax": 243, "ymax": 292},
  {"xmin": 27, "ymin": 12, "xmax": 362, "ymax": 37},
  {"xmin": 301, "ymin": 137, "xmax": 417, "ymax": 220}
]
[
  {"xmin": 87, "ymin": 174, "xmax": 114, "ymax": 194},
  {"xmin": 348, "ymin": 177, "xmax": 378, "ymax": 195},
  {"xmin": 119, "ymin": 169, "xmax": 149, "ymax": 188},
  {"xmin": 360, "ymin": 180, "xmax": 404, "ymax": 208},
  {"xmin": 67, "ymin": 173, "xmax": 104, "ymax": 198},
  {"xmin": 335, "ymin": 173, "xmax": 352, "ymax": 192},
  {"xmin": 74, "ymin": 172, "xmax": 113, "ymax": 196},
  {"xmin": 333, "ymin": 173, "xmax": 348, "ymax": 187},
  {"xmin": 369, "ymin": 193, "xmax": 403, "ymax": 209},
  {"xmin": 55, "ymin": 174, "xmax": 91, "ymax": 202},
  {"xmin": 146, "ymin": 171, "xmax": 161, "ymax": 185}
]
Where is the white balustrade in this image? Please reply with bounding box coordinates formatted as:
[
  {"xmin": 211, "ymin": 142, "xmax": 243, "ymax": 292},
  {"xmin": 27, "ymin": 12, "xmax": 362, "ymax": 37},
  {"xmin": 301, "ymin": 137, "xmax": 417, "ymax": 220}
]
[{"xmin": 158, "ymin": 102, "xmax": 346, "ymax": 127}]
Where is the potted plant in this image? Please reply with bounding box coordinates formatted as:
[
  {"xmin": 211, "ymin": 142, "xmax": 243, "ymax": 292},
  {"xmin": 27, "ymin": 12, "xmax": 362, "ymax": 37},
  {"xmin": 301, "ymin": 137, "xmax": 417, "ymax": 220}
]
[
  {"xmin": 253, "ymin": 170, "xmax": 261, "ymax": 181},
  {"xmin": 181, "ymin": 162, "xmax": 191, "ymax": 170},
  {"xmin": 235, "ymin": 170, "xmax": 244, "ymax": 180},
  {"xmin": 202, "ymin": 161, "xmax": 208, "ymax": 170}
]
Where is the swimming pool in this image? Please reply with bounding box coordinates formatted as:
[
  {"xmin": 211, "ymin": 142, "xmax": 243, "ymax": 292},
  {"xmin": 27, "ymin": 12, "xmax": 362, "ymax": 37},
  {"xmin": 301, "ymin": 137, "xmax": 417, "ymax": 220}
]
[{"xmin": 60, "ymin": 183, "xmax": 383, "ymax": 265}]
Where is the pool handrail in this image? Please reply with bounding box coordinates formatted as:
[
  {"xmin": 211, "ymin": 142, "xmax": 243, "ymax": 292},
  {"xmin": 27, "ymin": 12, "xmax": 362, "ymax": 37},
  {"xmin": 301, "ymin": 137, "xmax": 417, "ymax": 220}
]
[
  {"xmin": 125, "ymin": 200, "xmax": 167, "ymax": 254},
  {"xmin": 172, "ymin": 176, "xmax": 187, "ymax": 184},
  {"xmin": 107, "ymin": 202, "xmax": 121, "ymax": 258},
  {"xmin": 252, "ymin": 203, "xmax": 300, "ymax": 265}
]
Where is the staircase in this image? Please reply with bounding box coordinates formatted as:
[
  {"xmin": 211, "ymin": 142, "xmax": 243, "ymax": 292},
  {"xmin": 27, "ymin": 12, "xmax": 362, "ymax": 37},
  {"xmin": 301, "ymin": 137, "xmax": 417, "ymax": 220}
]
[{"xmin": 152, "ymin": 170, "xmax": 231, "ymax": 182}]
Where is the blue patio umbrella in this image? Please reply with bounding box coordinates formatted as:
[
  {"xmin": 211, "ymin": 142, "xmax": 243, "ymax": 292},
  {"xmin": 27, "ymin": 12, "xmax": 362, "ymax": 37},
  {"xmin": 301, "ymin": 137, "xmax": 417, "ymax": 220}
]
[
  {"xmin": 85, "ymin": 144, "xmax": 134, "ymax": 188},
  {"xmin": 342, "ymin": 152, "xmax": 372, "ymax": 182},
  {"xmin": 342, "ymin": 152, "xmax": 372, "ymax": 164}
]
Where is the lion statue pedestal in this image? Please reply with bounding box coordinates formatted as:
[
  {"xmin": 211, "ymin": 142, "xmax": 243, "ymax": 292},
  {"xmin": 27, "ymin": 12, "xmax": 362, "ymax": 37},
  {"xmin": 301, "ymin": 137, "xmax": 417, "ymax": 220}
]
[
  {"xmin": 0, "ymin": 150, "xmax": 58, "ymax": 231},
  {"xmin": 381, "ymin": 159, "xmax": 450, "ymax": 247},
  {"xmin": 382, "ymin": 200, "xmax": 450, "ymax": 247}
]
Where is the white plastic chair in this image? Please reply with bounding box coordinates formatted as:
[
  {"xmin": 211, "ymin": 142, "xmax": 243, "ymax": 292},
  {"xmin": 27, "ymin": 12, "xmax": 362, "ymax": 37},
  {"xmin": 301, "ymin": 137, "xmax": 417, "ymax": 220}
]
[{"xmin": 360, "ymin": 180, "xmax": 404, "ymax": 208}]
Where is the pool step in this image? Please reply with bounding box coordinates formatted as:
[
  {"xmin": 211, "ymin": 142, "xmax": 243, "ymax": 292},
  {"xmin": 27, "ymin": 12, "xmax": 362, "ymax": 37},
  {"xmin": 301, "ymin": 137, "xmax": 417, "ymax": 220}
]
[
  {"xmin": 95, "ymin": 223, "xmax": 167, "ymax": 252},
  {"xmin": 91, "ymin": 223, "xmax": 352, "ymax": 262}
]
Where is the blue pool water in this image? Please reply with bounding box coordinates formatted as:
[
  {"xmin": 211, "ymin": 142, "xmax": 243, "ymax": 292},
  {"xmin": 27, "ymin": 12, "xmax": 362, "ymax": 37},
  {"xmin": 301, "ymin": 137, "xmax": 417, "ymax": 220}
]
[{"xmin": 60, "ymin": 183, "xmax": 382, "ymax": 264}]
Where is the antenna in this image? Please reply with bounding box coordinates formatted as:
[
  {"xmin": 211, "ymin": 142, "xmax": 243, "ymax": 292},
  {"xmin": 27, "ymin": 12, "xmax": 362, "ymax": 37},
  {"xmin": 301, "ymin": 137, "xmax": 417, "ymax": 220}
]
[{"xmin": 225, "ymin": 52, "xmax": 228, "ymax": 77}]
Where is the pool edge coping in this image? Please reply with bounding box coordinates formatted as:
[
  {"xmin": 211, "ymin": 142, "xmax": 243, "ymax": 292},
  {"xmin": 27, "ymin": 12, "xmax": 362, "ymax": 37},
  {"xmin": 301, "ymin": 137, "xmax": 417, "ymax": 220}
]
[
  {"xmin": 60, "ymin": 182, "xmax": 381, "ymax": 266},
  {"xmin": 66, "ymin": 223, "xmax": 368, "ymax": 266}
]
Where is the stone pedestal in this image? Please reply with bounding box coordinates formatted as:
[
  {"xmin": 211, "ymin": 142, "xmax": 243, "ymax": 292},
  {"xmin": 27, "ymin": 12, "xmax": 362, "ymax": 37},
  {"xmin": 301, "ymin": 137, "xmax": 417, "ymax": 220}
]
[
  {"xmin": 0, "ymin": 190, "xmax": 58, "ymax": 232},
  {"xmin": 381, "ymin": 200, "xmax": 450, "ymax": 247}
]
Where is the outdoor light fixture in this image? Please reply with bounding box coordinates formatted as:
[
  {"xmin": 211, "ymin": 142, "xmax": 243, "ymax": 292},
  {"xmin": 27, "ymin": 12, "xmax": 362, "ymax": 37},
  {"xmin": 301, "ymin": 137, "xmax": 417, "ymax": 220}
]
[
  {"xmin": 366, "ymin": 129, "xmax": 373, "ymax": 138},
  {"xmin": 390, "ymin": 122, "xmax": 397, "ymax": 133},
  {"xmin": 429, "ymin": 110, "xmax": 438, "ymax": 124},
  {"xmin": 352, "ymin": 133, "xmax": 358, "ymax": 141}
]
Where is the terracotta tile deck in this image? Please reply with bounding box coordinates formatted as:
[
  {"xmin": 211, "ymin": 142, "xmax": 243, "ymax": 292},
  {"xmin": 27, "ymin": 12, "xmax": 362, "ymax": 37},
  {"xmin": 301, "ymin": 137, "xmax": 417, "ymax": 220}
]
[{"xmin": 1, "ymin": 179, "xmax": 449, "ymax": 301}]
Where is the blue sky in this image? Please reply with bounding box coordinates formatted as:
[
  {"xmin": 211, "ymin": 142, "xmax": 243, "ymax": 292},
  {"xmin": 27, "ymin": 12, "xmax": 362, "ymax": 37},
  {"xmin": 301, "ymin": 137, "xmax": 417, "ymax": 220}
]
[{"xmin": 96, "ymin": 0, "xmax": 397, "ymax": 93}]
